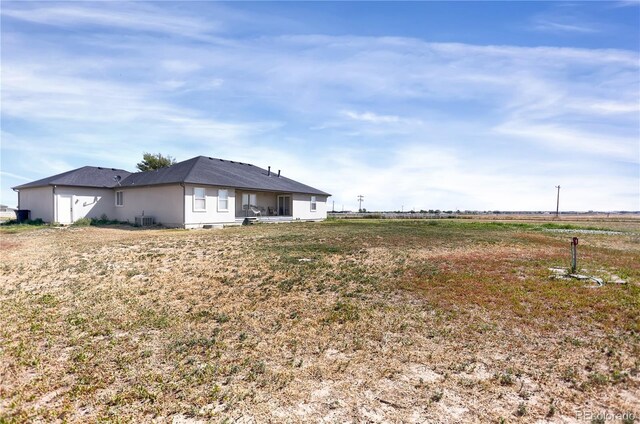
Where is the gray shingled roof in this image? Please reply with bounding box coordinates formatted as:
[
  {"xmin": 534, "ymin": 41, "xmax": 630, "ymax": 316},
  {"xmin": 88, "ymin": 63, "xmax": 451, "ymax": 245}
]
[
  {"xmin": 120, "ymin": 156, "xmax": 330, "ymax": 196},
  {"xmin": 12, "ymin": 166, "xmax": 131, "ymax": 190}
]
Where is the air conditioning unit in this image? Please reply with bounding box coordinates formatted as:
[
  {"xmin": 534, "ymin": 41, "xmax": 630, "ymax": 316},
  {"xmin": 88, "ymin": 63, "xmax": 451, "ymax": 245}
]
[{"xmin": 135, "ymin": 216, "xmax": 155, "ymax": 227}]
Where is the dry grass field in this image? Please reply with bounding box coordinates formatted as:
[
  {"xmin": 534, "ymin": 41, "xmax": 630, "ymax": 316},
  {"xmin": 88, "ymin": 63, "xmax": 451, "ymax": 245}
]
[{"xmin": 1, "ymin": 219, "xmax": 639, "ymax": 423}]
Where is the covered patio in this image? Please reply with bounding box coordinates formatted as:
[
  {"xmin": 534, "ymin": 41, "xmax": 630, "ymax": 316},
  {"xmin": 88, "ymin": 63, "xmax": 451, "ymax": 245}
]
[{"xmin": 235, "ymin": 190, "xmax": 293, "ymax": 219}]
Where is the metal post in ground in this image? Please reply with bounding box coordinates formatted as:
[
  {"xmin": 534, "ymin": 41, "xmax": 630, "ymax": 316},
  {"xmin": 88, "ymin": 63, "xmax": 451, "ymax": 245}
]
[{"xmin": 571, "ymin": 237, "xmax": 578, "ymax": 273}]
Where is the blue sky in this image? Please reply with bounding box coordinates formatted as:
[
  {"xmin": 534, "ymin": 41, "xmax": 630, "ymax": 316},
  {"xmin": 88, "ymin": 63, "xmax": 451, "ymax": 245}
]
[{"xmin": 1, "ymin": 1, "xmax": 638, "ymax": 211}]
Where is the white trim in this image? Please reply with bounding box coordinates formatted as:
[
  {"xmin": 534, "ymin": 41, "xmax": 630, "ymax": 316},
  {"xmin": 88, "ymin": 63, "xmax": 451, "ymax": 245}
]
[
  {"xmin": 115, "ymin": 191, "xmax": 124, "ymax": 207},
  {"xmin": 193, "ymin": 187, "xmax": 206, "ymax": 212},
  {"xmin": 57, "ymin": 194, "xmax": 73, "ymax": 224},
  {"xmin": 242, "ymin": 193, "xmax": 257, "ymax": 210},
  {"xmin": 217, "ymin": 188, "xmax": 229, "ymax": 212},
  {"xmin": 310, "ymin": 195, "xmax": 317, "ymax": 212},
  {"xmin": 277, "ymin": 194, "xmax": 291, "ymax": 216}
]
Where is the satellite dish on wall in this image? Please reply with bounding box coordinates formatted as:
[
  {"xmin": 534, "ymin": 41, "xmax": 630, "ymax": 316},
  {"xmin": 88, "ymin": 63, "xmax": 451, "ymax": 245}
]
[{"xmin": 113, "ymin": 175, "xmax": 122, "ymax": 186}]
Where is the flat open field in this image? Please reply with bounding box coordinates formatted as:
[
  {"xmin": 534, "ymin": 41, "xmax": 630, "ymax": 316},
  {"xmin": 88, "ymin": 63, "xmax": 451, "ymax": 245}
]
[{"xmin": 1, "ymin": 219, "xmax": 639, "ymax": 423}]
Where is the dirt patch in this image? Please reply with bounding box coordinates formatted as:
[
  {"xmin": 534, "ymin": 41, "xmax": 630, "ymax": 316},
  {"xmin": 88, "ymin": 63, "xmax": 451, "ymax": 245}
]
[
  {"xmin": 0, "ymin": 241, "xmax": 21, "ymax": 251},
  {"xmin": 0, "ymin": 221, "xmax": 638, "ymax": 422}
]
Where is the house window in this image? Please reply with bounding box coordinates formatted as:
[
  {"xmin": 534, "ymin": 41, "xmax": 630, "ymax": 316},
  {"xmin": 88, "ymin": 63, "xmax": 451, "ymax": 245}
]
[
  {"xmin": 242, "ymin": 193, "xmax": 257, "ymax": 210},
  {"xmin": 218, "ymin": 189, "xmax": 229, "ymax": 211},
  {"xmin": 116, "ymin": 191, "xmax": 124, "ymax": 207},
  {"xmin": 194, "ymin": 187, "xmax": 206, "ymax": 211},
  {"xmin": 310, "ymin": 195, "xmax": 317, "ymax": 212}
]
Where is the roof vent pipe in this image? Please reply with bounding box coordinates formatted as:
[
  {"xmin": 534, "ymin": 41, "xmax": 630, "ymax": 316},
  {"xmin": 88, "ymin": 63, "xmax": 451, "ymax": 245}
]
[
  {"xmin": 277, "ymin": 170, "xmax": 281, "ymax": 177},
  {"xmin": 267, "ymin": 166, "xmax": 271, "ymax": 176}
]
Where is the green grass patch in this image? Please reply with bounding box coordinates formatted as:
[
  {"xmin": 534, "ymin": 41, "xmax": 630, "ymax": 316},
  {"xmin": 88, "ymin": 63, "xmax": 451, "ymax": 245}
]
[{"xmin": 324, "ymin": 300, "xmax": 360, "ymax": 324}]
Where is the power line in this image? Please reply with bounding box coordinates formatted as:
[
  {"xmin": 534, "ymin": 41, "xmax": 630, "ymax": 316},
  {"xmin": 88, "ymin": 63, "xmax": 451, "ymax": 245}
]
[{"xmin": 357, "ymin": 195, "xmax": 364, "ymax": 212}]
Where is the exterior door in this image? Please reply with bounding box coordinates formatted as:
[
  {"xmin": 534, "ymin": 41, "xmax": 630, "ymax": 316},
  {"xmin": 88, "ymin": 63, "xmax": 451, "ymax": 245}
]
[
  {"xmin": 57, "ymin": 195, "xmax": 73, "ymax": 224},
  {"xmin": 277, "ymin": 195, "xmax": 291, "ymax": 216},
  {"xmin": 242, "ymin": 193, "xmax": 257, "ymax": 216}
]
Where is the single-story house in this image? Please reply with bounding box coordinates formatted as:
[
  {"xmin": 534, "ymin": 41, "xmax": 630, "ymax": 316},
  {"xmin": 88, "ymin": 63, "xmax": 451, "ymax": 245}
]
[
  {"xmin": 0, "ymin": 204, "xmax": 17, "ymax": 220},
  {"xmin": 12, "ymin": 156, "xmax": 331, "ymax": 228}
]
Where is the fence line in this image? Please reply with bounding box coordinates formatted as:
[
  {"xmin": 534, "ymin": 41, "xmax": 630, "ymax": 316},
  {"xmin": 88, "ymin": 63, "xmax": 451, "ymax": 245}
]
[
  {"xmin": 328, "ymin": 213, "xmax": 457, "ymax": 219},
  {"xmin": 326, "ymin": 212, "xmax": 640, "ymax": 221}
]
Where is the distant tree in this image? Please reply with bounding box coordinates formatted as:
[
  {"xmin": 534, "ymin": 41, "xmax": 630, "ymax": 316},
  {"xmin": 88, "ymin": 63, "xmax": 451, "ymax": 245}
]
[{"xmin": 136, "ymin": 152, "xmax": 177, "ymax": 171}]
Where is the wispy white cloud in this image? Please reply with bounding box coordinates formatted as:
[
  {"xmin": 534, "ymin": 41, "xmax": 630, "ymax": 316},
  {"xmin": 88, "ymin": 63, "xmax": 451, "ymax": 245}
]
[
  {"xmin": 611, "ymin": 1, "xmax": 640, "ymax": 8},
  {"xmin": 246, "ymin": 143, "xmax": 639, "ymax": 212},
  {"xmin": 0, "ymin": 171, "xmax": 31, "ymax": 182},
  {"xmin": 580, "ymin": 100, "xmax": 639, "ymax": 115},
  {"xmin": 493, "ymin": 122, "xmax": 637, "ymax": 162},
  {"xmin": 342, "ymin": 111, "xmax": 402, "ymax": 124},
  {"xmin": 1, "ymin": 65, "xmax": 276, "ymax": 141},
  {"xmin": 532, "ymin": 19, "xmax": 598, "ymax": 34},
  {"xmin": 528, "ymin": 4, "xmax": 604, "ymax": 35},
  {"xmin": 161, "ymin": 60, "xmax": 202, "ymax": 74},
  {"xmin": 1, "ymin": 3, "xmax": 219, "ymax": 39},
  {"xmin": 1, "ymin": 4, "xmax": 638, "ymax": 210}
]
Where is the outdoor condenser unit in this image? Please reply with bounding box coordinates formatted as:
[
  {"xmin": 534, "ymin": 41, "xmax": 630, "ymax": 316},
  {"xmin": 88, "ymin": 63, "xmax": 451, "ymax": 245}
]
[{"xmin": 135, "ymin": 216, "xmax": 155, "ymax": 227}]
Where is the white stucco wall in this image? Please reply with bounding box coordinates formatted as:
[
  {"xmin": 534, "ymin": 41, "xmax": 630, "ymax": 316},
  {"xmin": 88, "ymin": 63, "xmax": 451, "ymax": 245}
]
[
  {"xmin": 113, "ymin": 185, "xmax": 183, "ymax": 227},
  {"xmin": 55, "ymin": 187, "xmax": 115, "ymax": 222},
  {"xmin": 292, "ymin": 193, "xmax": 328, "ymax": 220},
  {"xmin": 184, "ymin": 184, "xmax": 236, "ymax": 228},
  {"xmin": 17, "ymin": 186, "xmax": 54, "ymax": 222},
  {"xmin": 16, "ymin": 183, "xmax": 329, "ymax": 226}
]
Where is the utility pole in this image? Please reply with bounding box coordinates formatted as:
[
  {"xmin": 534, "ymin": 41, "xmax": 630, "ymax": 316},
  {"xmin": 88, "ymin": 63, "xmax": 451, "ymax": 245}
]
[
  {"xmin": 357, "ymin": 195, "xmax": 364, "ymax": 212},
  {"xmin": 555, "ymin": 185, "xmax": 561, "ymax": 218},
  {"xmin": 332, "ymin": 200, "xmax": 335, "ymax": 213}
]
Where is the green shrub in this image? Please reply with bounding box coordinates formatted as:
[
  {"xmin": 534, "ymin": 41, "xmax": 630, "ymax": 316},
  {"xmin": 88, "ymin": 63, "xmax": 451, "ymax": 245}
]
[
  {"xmin": 2, "ymin": 218, "xmax": 45, "ymax": 226},
  {"xmin": 88, "ymin": 215, "xmax": 128, "ymax": 226},
  {"xmin": 73, "ymin": 217, "xmax": 92, "ymax": 226}
]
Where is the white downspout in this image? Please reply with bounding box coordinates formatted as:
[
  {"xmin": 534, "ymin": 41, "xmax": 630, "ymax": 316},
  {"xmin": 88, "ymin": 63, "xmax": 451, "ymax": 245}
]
[
  {"xmin": 52, "ymin": 185, "xmax": 56, "ymax": 223},
  {"xmin": 181, "ymin": 183, "xmax": 186, "ymax": 228},
  {"xmin": 13, "ymin": 189, "xmax": 20, "ymax": 210}
]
